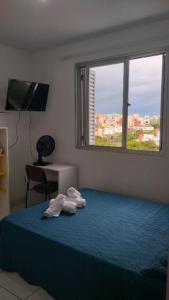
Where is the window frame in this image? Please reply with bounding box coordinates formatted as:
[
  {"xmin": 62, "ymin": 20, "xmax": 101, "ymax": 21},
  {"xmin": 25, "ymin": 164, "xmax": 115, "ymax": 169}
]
[{"xmin": 75, "ymin": 49, "xmax": 168, "ymax": 155}]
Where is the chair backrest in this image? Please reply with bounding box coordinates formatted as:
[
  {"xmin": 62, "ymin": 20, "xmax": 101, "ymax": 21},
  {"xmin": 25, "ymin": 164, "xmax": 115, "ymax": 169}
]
[{"xmin": 25, "ymin": 165, "xmax": 47, "ymax": 183}]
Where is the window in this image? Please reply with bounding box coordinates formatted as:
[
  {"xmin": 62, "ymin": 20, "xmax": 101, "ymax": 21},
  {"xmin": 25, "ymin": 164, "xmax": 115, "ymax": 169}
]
[{"xmin": 76, "ymin": 51, "xmax": 166, "ymax": 152}]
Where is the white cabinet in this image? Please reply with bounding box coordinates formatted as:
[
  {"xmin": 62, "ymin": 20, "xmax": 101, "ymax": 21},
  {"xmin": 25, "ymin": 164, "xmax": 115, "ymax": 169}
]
[{"xmin": 39, "ymin": 163, "xmax": 77, "ymax": 194}]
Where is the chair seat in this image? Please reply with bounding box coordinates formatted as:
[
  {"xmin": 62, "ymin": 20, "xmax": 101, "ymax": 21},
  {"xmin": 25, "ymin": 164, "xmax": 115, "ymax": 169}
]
[{"xmin": 32, "ymin": 181, "xmax": 58, "ymax": 194}]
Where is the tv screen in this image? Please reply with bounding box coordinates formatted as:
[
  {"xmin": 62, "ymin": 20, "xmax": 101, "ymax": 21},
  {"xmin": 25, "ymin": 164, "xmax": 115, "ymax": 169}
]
[{"xmin": 5, "ymin": 79, "xmax": 49, "ymax": 111}]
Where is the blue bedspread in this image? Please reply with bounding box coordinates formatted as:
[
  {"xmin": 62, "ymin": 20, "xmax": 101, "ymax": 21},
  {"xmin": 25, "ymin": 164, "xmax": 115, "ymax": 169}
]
[{"xmin": 0, "ymin": 188, "xmax": 169, "ymax": 300}]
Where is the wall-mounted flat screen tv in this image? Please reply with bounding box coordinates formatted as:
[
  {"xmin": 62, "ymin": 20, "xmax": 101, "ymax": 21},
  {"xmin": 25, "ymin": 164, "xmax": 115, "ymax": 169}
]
[{"xmin": 5, "ymin": 79, "xmax": 49, "ymax": 111}]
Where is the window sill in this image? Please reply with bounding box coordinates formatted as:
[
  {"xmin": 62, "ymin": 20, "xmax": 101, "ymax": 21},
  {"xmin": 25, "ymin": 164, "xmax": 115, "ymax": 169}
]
[{"xmin": 76, "ymin": 144, "xmax": 165, "ymax": 157}]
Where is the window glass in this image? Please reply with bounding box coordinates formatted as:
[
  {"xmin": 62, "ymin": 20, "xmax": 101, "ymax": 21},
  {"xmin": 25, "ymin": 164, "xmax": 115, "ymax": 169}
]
[
  {"xmin": 127, "ymin": 55, "xmax": 163, "ymax": 151},
  {"xmin": 89, "ymin": 63, "xmax": 124, "ymax": 147}
]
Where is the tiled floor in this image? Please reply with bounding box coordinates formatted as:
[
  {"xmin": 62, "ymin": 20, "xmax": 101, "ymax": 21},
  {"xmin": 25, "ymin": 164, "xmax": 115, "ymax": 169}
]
[{"xmin": 0, "ymin": 270, "xmax": 54, "ymax": 300}]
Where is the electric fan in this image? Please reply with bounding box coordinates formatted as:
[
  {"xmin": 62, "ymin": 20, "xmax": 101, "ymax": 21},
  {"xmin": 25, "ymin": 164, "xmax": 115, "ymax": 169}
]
[{"xmin": 33, "ymin": 135, "xmax": 55, "ymax": 166}]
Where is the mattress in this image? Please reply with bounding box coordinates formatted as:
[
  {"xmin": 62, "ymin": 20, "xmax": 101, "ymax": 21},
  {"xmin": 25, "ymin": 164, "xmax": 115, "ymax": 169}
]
[{"xmin": 0, "ymin": 188, "xmax": 169, "ymax": 300}]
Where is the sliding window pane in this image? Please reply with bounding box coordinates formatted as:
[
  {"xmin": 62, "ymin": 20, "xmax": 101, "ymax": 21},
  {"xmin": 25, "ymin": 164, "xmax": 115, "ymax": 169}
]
[
  {"xmin": 127, "ymin": 54, "xmax": 163, "ymax": 151},
  {"xmin": 89, "ymin": 63, "xmax": 124, "ymax": 147}
]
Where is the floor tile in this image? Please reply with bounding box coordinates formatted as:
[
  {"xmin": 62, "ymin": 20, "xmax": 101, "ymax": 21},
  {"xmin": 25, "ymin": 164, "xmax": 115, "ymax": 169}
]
[
  {"xmin": 0, "ymin": 272, "xmax": 38, "ymax": 299},
  {"xmin": 27, "ymin": 288, "xmax": 54, "ymax": 300},
  {"xmin": 0, "ymin": 286, "xmax": 19, "ymax": 299}
]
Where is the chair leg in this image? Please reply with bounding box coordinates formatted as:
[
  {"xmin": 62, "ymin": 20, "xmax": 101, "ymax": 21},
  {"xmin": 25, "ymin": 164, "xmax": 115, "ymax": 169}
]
[
  {"xmin": 26, "ymin": 188, "xmax": 28, "ymax": 208},
  {"xmin": 45, "ymin": 192, "xmax": 47, "ymax": 202}
]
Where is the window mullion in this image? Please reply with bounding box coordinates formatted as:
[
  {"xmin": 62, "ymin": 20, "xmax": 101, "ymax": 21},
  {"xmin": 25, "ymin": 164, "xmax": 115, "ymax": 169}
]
[
  {"xmin": 159, "ymin": 53, "xmax": 166, "ymax": 151},
  {"xmin": 122, "ymin": 60, "xmax": 129, "ymax": 150},
  {"xmin": 79, "ymin": 67, "xmax": 87, "ymax": 146},
  {"xmin": 85, "ymin": 67, "xmax": 90, "ymax": 146}
]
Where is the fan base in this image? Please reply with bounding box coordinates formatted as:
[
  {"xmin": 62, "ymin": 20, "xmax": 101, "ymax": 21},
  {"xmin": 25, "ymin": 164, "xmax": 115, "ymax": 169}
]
[
  {"xmin": 33, "ymin": 161, "xmax": 50, "ymax": 166},
  {"xmin": 33, "ymin": 154, "xmax": 50, "ymax": 166}
]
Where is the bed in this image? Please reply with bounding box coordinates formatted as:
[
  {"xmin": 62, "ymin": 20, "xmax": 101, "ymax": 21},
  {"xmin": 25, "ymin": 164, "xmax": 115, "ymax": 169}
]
[{"xmin": 0, "ymin": 188, "xmax": 169, "ymax": 300}]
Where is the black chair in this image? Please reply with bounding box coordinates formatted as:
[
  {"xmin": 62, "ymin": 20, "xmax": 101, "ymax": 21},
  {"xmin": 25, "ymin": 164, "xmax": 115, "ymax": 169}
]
[{"xmin": 25, "ymin": 165, "xmax": 58, "ymax": 208}]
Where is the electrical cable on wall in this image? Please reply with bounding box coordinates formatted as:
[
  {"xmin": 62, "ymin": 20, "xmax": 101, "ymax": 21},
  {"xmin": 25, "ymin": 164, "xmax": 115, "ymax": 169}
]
[
  {"xmin": 0, "ymin": 98, "xmax": 6, "ymax": 113},
  {"xmin": 0, "ymin": 89, "xmax": 7, "ymax": 113},
  {"xmin": 9, "ymin": 111, "xmax": 21, "ymax": 149}
]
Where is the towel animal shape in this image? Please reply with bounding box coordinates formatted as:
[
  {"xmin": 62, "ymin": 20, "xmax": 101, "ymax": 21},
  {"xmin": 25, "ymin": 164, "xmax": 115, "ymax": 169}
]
[
  {"xmin": 50, "ymin": 197, "xmax": 77, "ymax": 214},
  {"xmin": 67, "ymin": 187, "xmax": 81, "ymax": 198},
  {"xmin": 43, "ymin": 194, "xmax": 65, "ymax": 218},
  {"xmin": 66, "ymin": 187, "xmax": 86, "ymax": 208},
  {"xmin": 62, "ymin": 200, "xmax": 77, "ymax": 214},
  {"xmin": 43, "ymin": 188, "xmax": 86, "ymax": 218}
]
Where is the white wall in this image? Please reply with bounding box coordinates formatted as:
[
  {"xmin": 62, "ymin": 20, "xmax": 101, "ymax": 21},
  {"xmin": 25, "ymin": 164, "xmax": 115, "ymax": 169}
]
[
  {"xmin": 0, "ymin": 43, "xmax": 32, "ymax": 205},
  {"xmin": 29, "ymin": 17, "xmax": 169, "ymax": 203}
]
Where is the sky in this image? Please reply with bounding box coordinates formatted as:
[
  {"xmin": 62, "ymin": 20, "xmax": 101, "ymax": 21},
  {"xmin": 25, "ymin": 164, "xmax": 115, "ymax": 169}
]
[{"xmin": 91, "ymin": 54, "xmax": 163, "ymax": 116}]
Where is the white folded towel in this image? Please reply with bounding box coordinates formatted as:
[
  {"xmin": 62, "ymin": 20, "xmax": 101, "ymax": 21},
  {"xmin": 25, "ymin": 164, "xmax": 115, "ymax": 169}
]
[
  {"xmin": 66, "ymin": 187, "xmax": 86, "ymax": 208},
  {"xmin": 49, "ymin": 198, "xmax": 55, "ymax": 206},
  {"xmin": 65, "ymin": 196, "xmax": 86, "ymax": 208},
  {"xmin": 43, "ymin": 194, "xmax": 65, "ymax": 218},
  {"xmin": 67, "ymin": 187, "xmax": 81, "ymax": 198},
  {"xmin": 43, "ymin": 188, "xmax": 86, "ymax": 218},
  {"xmin": 62, "ymin": 200, "xmax": 77, "ymax": 214}
]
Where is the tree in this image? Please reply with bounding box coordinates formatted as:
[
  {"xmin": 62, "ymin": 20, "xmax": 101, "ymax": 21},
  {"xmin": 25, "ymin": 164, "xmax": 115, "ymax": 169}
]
[{"xmin": 127, "ymin": 140, "xmax": 158, "ymax": 151}]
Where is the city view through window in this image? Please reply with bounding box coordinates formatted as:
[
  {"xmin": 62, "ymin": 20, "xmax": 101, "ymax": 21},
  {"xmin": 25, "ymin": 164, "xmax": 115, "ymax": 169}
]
[{"xmin": 89, "ymin": 54, "xmax": 163, "ymax": 151}]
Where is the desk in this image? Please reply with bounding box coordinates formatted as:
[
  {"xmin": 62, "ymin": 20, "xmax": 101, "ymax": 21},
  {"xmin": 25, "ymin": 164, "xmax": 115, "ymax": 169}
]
[{"xmin": 36, "ymin": 163, "xmax": 77, "ymax": 194}]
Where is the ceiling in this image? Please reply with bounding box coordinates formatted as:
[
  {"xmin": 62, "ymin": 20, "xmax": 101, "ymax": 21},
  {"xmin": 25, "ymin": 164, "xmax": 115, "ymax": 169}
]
[{"xmin": 0, "ymin": 0, "xmax": 169, "ymax": 51}]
